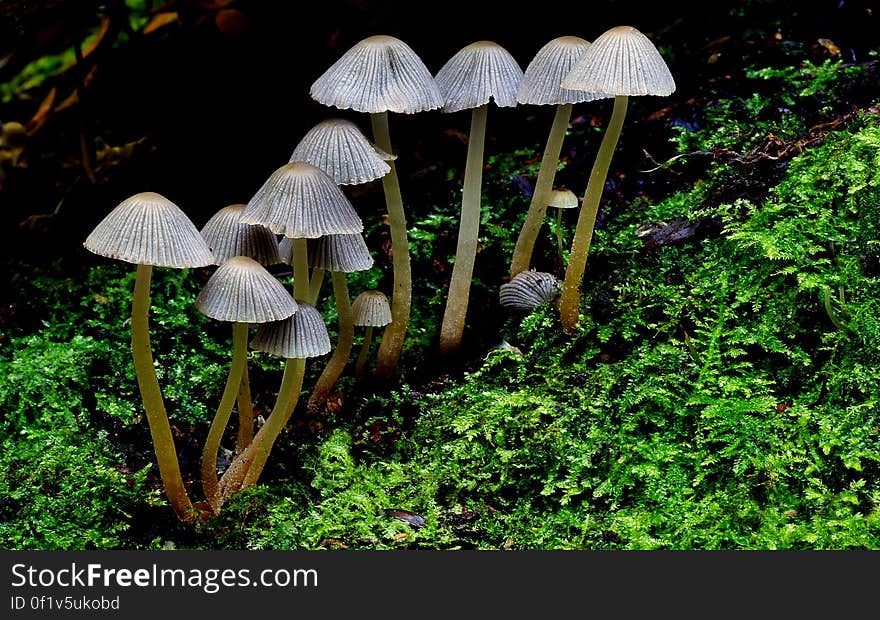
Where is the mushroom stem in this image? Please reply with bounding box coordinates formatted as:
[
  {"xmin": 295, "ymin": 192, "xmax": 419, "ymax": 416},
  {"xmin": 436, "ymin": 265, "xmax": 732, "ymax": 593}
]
[
  {"xmin": 308, "ymin": 268, "xmax": 325, "ymax": 305},
  {"xmin": 355, "ymin": 325, "xmax": 374, "ymax": 379},
  {"xmin": 371, "ymin": 111, "xmax": 411, "ymax": 379},
  {"xmin": 509, "ymin": 103, "xmax": 572, "ymax": 277},
  {"xmin": 439, "ymin": 103, "xmax": 489, "ymax": 356},
  {"xmin": 235, "ymin": 363, "xmax": 253, "ymax": 456},
  {"xmin": 200, "ymin": 320, "xmax": 248, "ymax": 513},
  {"xmin": 131, "ymin": 263, "xmax": 198, "ymax": 523},
  {"xmin": 554, "ymin": 208, "xmax": 565, "ymax": 271},
  {"xmin": 307, "ymin": 271, "xmax": 354, "ymax": 414},
  {"xmin": 559, "ymin": 95, "xmax": 628, "ymax": 333}
]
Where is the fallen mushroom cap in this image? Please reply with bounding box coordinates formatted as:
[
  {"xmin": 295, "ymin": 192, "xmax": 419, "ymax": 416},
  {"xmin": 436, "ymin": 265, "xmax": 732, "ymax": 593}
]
[
  {"xmin": 351, "ymin": 290, "xmax": 392, "ymax": 327},
  {"xmin": 516, "ymin": 36, "xmax": 605, "ymax": 106},
  {"xmin": 240, "ymin": 162, "xmax": 364, "ymax": 239},
  {"xmin": 310, "ymin": 35, "xmax": 443, "ymax": 114},
  {"xmin": 290, "ymin": 119, "xmax": 394, "ymax": 185},
  {"xmin": 200, "ymin": 204, "xmax": 282, "ymax": 265},
  {"xmin": 84, "ymin": 191, "xmax": 215, "ymax": 267},
  {"xmin": 548, "ymin": 188, "xmax": 579, "ymax": 209},
  {"xmin": 499, "ymin": 270, "xmax": 561, "ymax": 310},
  {"xmin": 250, "ymin": 302, "xmax": 331, "ymax": 358},
  {"xmin": 434, "ymin": 41, "xmax": 524, "ymax": 113},
  {"xmin": 195, "ymin": 256, "xmax": 297, "ymax": 324},
  {"xmin": 561, "ymin": 26, "xmax": 676, "ymax": 97}
]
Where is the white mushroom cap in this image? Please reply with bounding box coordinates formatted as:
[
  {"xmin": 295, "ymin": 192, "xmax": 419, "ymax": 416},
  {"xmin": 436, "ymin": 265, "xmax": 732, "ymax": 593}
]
[
  {"xmin": 310, "ymin": 35, "xmax": 443, "ymax": 114},
  {"xmin": 548, "ymin": 188, "xmax": 579, "ymax": 209},
  {"xmin": 290, "ymin": 119, "xmax": 394, "ymax": 185},
  {"xmin": 499, "ymin": 271, "xmax": 561, "ymax": 310},
  {"xmin": 434, "ymin": 41, "xmax": 524, "ymax": 113},
  {"xmin": 517, "ymin": 36, "xmax": 606, "ymax": 106},
  {"xmin": 561, "ymin": 26, "xmax": 676, "ymax": 97},
  {"xmin": 195, "ymin": 256, "xmax": 297, "ymax": 323},
  {"xmin": 250, "ymin": 303, "xmax": 331, "ymax": 358},
  {"xmin": 306, "ymin": 233, "xmax": 374, "ymax": 272},
  {"xmin": 240, "ymin": 162, "xmax": 364, "ymax": 239},
  {"xmin": 84, "ymin": 191, "xmax": 215, "ymax": 268},
  {"xmin": 200, "ymin": 204, "xmax": 282, "ymax": 265},
  {"xmin": 351, "ymin": 290, "xmax": 392, "ymax": 327}
]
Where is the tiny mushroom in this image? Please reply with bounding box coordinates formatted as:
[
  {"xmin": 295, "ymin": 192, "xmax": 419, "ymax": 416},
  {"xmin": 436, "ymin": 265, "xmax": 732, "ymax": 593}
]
[
  {"xmin": 290, "ymin": 118, "xmax": 394, "ymax": 186},
  {"xmin": 310, "ymin": 34, "xmax": 443, "ymax": 379},
  {"xmin": 547, "ymin": 188, "xmax": 580, "ymax": 269},
  {"xmin": 434, "ymin": 41, "xmax": 524, "ymax": 357},
  {"xmin": 84, "ymin": 191, "xmax": 215, "ymax": 523},
  {"xmin": 557, "ymin": 26, "xmax": 675, "ymax": 333},
  {"xmin": 499, "ymin": 270, "xmax": 561, "ymax": 311},
  {"xmin": 350, "ymin": 290, "xmax": 392, "ymax": 379},
  {"xmin": 194, "ymin": 256, "xmax": 296, "ymax": 512}
]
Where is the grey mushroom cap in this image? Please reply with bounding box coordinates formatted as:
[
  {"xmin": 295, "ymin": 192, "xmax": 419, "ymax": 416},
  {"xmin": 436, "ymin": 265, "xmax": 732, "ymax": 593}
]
[
  {"xmin": 310, "ymin": 35, "xmax": 443, "ymax": 114},
  {"xmin": 351, "ymin": 290, "xmax": 392, "ymax": 327},
  {"xmin": 240, "ymin": 162, "xmax": 364, "ymax": 239},
  {"xmin": 516, "ymin": 36, "xmax": 606, "ymax": 106},
  {"xmin": 250, "ymin": 302, "xmax": 331, "ymax": 358},
  {"xmin": 434, "ymin": 41, "xmax": 524, "ymax": 113},
  {"xmin": 195, "ymin": 256, "xmax": 297, "ymax": 323},
  {"xmin": 499, "ymin": 271, "xmax": 561, "ymax": 310},
  {"xmin": 84, "ymin": 191, "xmax": 215, "ymax": 268},
  {"xmin": 548, "ymin": 188, "xmax": 580, "ymax": 209},
  {"xmin": 306, "ymin": 233, "xmax": 374, "ymax": 272},
  {"xmin": 290, "ymin": 119, "xmax": 394, "ymax": 185},
  {"xmin": 200, "ymin": 204, "xmax": 283, "ymax": 265},
  {"xmin": 561, "ymin": 26, "xmax": 676, "ymax": 97}
]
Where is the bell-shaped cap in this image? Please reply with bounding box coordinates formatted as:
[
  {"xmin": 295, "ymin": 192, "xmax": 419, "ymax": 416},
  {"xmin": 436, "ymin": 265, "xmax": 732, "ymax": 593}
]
[
  {"xmin": 306, "ymin": 233, "xmax": 374, "ymax": 272},
  {"xmin": 200, "ymin": 204, "xmax": 282, "ymax": 265},
  {"xmin": 548, "ymin": 188, "xmax": 579, "ymax": 209},
  {"xmin": 240, "ymin": 162, "xmax": 364, "ymax": 239},
  {"xmin": 250, "ymin": 302, "xmax": 331, "ymax": 358},
  {"xmin": 351, "ymin": 290, "xmax": 392, "ymax": 327},
  {"xmin": 290, "ymin": 119, "xmax": 394, "ymax": 185},
  {"xmin": 435, "ymin": 41, "xmax": 524, "ymax": 113},
  {"xmin": 195, "ymin": 256, "xmax": 297, "ymax": 323},
  {"xmin": 561, "ymin": 26, "xmax": 675, "ymax": 97},
  {"xmin": 499, "ymin": 270, "xmax": 561, "ymax": 310},
  {"xmin": 84, "ymin": 191, "xmax": 215, "ymax": 268},
  {"xmin": 310, "ymin": 35, "xmax": 443, "ymax": 114},
  {"xmin": 517, "ymin": 36, "xmax": 605, "ymax": 106}
]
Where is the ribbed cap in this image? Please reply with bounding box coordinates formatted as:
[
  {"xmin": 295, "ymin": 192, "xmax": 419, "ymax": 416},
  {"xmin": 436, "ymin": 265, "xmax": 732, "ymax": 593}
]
[
  {"xmin": 561, "ymin": 26, "xmax": 675, "ymax": 96},
  {"xmin": 499, "ymin": 271, "xmax": 561, "ymax": 310},
  {"xmin": 310, "ymin": 35, "xmax": 443, "ymax": 114},
  {"xmin": 290, "ymin": 119, "xmax": 394, "ymax": 185},
  {"xmin": 250, "ymin": 303, "xmax": 331, "ymax": 358},
  {"xmin": 84, "ymin": 192, "xmax": 215, "ymax": 268},
  {"xmin": 517, "ymin": 36, "xmax": 605, "ymax": 105},
  {"xmin": 200, "ymin": 204, "xmax": 283, "ymax": 265},
  {"xmin": 351, "ymin": 290, "xmax": 392, "ymax": 327},
  {"xmin": 307, "ymin": 233, "xmax": 374, "ymax": 272},
  {"xmin": 240, "ymin": 162, "xmax": 364, "ymax": 239},
  {"xmin": 195, "ymin": 256, "xmax": 297, "ymax": 323},
  {"xmin": 548, "ymin": 188, "xmax": 579, "ymax": 209},
  {"xmin": 435, "ymin": 41, "xmax": 524, "ymax": 113}
]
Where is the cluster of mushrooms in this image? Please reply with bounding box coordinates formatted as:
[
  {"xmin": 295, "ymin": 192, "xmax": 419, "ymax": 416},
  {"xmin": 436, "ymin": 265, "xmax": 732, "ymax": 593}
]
[{"xmin": 84, "ymin": 25, "xmax": 674, "ymax": 522}]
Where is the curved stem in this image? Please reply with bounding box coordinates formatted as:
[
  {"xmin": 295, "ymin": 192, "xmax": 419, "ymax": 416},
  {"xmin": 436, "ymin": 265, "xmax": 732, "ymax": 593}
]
[
  {"xmin": 235, "ymin": 362, "xmax": 253, "ymax": 456},
  {"xmin": 559, "ymin": 95, "xmax": 628, "ymax": 333},
  {"xmin": 371, "ymin": 111, "xmax": 412, "ymax": 379},
  {"xmin": 131, "ymin": 264, "xmax": 197, "ymax": 523},
  {"xmin": 509, "ymin": 104, "xmax": 572, "ymax": 277},
  {"xmin": 308, "ymin": 268, "xmax": 325, "ymax": 305},
  {"xmin": 439, "ymin": 104, "xmax": 489, "ymax": 357},
  {"xmin": 200, "ymin": 321, "xmax": 248, "ymax": 513},
  {"xmin": 355, "ymin": 325, "xmax": 374, "ymax": 380},
  {"xmin": 307, "ymin": 272, "xmax": 354, "ymax": 414}
]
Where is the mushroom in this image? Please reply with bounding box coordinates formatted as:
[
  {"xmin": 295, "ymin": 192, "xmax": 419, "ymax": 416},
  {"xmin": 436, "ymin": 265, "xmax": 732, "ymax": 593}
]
[
  {"xmin": 83, "ymin": 191, "xmax": 215, "ymax": 523},
  {"xmin": 303, "ymin": 233, "xmax": 375, "ymax": 413},
  {"xmin": 350, "ymin": 290, "xmax": 392, "ymax": 379},
  {"xmin": 557, "ymin": 26, "xmax": 675, "ymax": 332},
  {"xmin": 547, "ymin": 188, "xmax": 580, "ymax": 270},
  {"xmin": 310, "ymin": 35, "xmax": 443, "ymax": 379},
  {"xmin": 499, "ymin": 270, "xmax": 561, "ymax": 310},
  {"xmin": 508, "ymin": 36, "xmax": 602, "ymax": 278},
  {"xmin": 289, "ymin": 118, "xmax": 394, "ymax": 186},
  {"xmin": 194, "ymin": 256, "xmax": 297, "ymax": 512},
  {"xmin": 434, "ymin": 41, "xmax": 524, "ymax": 357}
]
